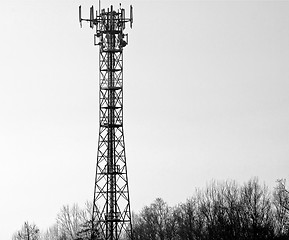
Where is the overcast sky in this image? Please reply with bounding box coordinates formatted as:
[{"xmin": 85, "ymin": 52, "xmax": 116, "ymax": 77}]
[{"xmin": 1, "ymin": 0, "xmax": 289, "ymax": 239}]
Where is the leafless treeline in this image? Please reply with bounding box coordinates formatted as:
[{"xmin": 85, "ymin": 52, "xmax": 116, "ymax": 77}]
[
  {"xmin": 12, "ymin": 202, "xmax": 93, "ymax": 240},
  {"xmin": 12, "ymin": 178, "xmax": 289, "ymax": 240},
  {"xmin": 133, "ymin": 178, "xmax": 289, "ymax": 240}
]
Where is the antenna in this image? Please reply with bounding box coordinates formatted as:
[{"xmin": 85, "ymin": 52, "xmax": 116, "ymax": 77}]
[
  {"xmin": 121, "ymin": 8, "xmax": 125, "ymax": 29},
  {"xmin": 79, "ymin": 5, "xmax": 82, "ymax": 28},
  {"xmin": 130, "ymin": 5, "xmax": 133, "ymax": 28},
  {"xmin": 90, "ymin": 6, "xmax": 94, "ymax": 29}
]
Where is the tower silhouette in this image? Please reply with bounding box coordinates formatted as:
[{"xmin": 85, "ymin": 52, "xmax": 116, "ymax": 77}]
[{"xmin": 79, "ymin": 3, "xmax": 133, "ymax": 240}]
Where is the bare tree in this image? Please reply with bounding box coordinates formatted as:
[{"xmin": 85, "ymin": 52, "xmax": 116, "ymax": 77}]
[
  {"xmin": 12, "ymin": 222, "xmax": 40, "ymax": 240},
  {"xmin": 240, "ymin": 178, "xmax": 274, "ymax": 240},
  {"xmin": 41, "ymin": 202, "xmax": 94, "ymax": 240},
  {"xmin": 75, "ymin": 201, "xmax": 99, "ymax": 240},
  {"xmin": 133, "ymin": 198, "xmax": 177, "ymax": 240},
  {"xmin": 198, "ymin": 181, "xmax": 238, "ymax": 240},
  {"xmin": 273, "ymin": 179, "xmax": 289, "ymax": 237},
  {"xmin": 132, "ymin": 211, "xmax": 149, "ymax": 240},
  {"xmin": 56, "ymin": 204, "xmax": 84, "ymax": 240},
  {"xmin": 174, "ymin": 197, "xmax": 204, "ymax": 240},
  {"xmin": 41, "ymin": 223, "xmax": 69, "ymax": 240},
  {"xmin": 275, "ymin": 179, "xmax": 289, "ymax": 212}
]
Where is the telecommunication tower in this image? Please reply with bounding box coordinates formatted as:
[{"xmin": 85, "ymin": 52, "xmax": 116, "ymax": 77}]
[{"xmin": 79, "ymin": 3, "xmax": 133, "ymax": 240}]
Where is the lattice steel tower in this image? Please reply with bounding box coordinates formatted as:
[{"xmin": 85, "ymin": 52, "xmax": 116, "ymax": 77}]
[{"xmin": 79, "ymin": 3, "xmax": 133, "ymax": 240}]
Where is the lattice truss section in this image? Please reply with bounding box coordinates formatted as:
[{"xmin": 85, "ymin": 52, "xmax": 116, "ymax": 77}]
[{"xmin": 87, "ymin": 6, "xmax": 133, "ymax": 240}]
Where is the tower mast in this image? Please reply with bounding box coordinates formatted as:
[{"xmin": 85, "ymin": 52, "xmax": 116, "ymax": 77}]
[{"xmin": 79, "ymin": 3, "xmax": 133, "ymax": 240}]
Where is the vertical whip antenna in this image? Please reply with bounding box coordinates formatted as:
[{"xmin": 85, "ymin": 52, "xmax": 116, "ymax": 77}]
[{"xmin": 79, "ymin": 5, "xmax": 82, "ymax": 28}]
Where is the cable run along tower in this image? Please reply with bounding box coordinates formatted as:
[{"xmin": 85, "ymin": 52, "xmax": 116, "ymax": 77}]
[{"xmin": 79, "ymin": 3, "xmax": 133, "ymax": 240}]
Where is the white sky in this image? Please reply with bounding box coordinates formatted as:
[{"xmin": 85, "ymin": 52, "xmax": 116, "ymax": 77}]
[{"xmin": 1, "ymin": 0, "xmax": 289, "ymax": 238}]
